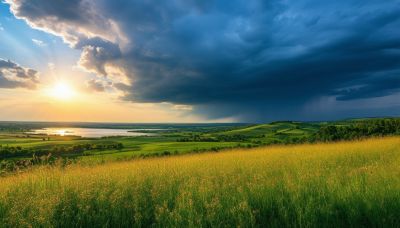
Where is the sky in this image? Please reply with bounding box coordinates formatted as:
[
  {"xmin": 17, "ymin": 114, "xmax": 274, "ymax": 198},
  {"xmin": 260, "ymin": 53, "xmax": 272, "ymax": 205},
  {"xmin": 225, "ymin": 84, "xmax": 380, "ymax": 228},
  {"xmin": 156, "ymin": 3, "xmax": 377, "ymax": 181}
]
[{"xmin": 0, "ymin": 0, "xmax": 399, "ymax": 123}]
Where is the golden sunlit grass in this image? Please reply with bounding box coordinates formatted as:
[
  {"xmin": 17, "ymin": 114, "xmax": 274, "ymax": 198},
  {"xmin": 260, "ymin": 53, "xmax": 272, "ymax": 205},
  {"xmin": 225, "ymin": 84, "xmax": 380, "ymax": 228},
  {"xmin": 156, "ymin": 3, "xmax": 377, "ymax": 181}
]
[{"xmin": 1, "ymin": 137, "xmax": 400, "ymax": 227}]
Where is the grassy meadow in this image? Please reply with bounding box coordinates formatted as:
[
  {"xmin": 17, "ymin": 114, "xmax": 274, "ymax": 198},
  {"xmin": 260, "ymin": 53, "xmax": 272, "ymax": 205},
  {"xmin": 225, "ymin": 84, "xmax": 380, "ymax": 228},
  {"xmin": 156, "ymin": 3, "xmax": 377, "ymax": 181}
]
[
  {"xmin": 2, "ymin": 118, "xmax": 398, "ymax": 166},
  {"xmin": 1, "ymin": 137, "xmax": 400, "ymax": 227}
]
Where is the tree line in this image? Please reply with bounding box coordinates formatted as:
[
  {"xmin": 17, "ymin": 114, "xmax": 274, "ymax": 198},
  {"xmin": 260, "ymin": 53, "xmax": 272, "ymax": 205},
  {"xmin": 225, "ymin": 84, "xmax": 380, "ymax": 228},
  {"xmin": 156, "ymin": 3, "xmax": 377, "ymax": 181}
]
[
  {"xmin": 0, "ymin": 142, "xmax": 124, "ymax": 159},
  {"xmin": 311, "ymin": 119, "xmax": 400, "ymax": 142}
]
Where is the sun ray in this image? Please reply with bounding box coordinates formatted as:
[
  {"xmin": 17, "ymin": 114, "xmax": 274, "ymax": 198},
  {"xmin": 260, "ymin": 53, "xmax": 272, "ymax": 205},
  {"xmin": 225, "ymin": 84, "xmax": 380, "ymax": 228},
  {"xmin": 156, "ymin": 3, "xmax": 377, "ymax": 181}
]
[{"xmin": 49, "ymin": 81, "xmax": 75, "ymax": 100}]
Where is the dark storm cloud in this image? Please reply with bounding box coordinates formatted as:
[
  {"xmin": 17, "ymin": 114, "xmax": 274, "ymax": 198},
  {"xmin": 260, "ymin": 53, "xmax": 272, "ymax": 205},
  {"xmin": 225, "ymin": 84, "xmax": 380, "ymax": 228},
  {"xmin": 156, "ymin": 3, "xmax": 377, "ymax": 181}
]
[
  {"xmin": 6, "ymin": 0, "xmax": 400, "ymax": 121},
  {"xmin": 0, "ymin": 59, "xmax": 39, "ymax": 89},
  {"xmin": 77, "ymin": 38, "xmax": 122, "ymax": 76},
  {"xmin": 335, "ymin": 71, "xmax": 400, "ymax": 101}
]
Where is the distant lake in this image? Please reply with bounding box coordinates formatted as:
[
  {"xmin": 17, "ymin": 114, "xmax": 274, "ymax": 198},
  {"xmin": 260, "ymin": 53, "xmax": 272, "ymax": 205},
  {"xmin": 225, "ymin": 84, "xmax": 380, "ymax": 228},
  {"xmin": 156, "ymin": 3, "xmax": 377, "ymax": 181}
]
[{"xmin": 26, "ymin": 128, "xmax": 158, "ymax": 138}]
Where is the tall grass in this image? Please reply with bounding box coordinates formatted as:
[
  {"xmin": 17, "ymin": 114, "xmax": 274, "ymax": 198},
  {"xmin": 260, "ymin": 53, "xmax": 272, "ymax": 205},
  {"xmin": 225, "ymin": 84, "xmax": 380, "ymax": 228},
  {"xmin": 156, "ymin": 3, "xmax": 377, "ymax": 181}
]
[{"xmin": 1, "ymin": 137, "xmax": 400, "ymax": 227}]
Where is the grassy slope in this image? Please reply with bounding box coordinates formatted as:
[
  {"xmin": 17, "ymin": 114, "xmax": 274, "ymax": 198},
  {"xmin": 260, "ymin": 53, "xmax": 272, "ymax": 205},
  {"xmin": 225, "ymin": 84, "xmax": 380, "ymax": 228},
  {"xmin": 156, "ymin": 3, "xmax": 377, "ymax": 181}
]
[{"xmin": 1, "ymin": 137, "xmax": 400, "ymax": 227}]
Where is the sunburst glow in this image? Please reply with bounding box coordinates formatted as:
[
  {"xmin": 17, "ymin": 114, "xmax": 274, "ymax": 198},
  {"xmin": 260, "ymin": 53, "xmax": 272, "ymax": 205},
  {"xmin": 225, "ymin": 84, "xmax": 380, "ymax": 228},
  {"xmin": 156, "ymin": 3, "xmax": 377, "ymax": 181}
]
[{"xmin": 50, "ymin": 82, "xmax": 75, "ymax": 100}]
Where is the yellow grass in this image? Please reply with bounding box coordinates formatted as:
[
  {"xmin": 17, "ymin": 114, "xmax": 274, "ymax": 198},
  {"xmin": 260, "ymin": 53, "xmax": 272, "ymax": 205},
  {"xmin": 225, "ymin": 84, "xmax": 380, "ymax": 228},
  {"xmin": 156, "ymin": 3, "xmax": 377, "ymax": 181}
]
[{"xmin": 1, "ymin": 137, "xmax": 400, "ymax": 227}]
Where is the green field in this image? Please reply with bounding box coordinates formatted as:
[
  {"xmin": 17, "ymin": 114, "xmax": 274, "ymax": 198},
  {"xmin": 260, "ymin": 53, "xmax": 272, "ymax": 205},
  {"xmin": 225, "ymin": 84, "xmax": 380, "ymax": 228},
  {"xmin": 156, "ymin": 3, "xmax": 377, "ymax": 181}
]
[
  {"xmin": 0, "ymin": 121, "xmax": 320, "ymax": 164},
  {"xmin": 1, "ymin": 137, "xmax": 400, "ymax": 227},
  {"xmin": 1, "ymin": 118, "xmax": 400, "ymax": 168}
]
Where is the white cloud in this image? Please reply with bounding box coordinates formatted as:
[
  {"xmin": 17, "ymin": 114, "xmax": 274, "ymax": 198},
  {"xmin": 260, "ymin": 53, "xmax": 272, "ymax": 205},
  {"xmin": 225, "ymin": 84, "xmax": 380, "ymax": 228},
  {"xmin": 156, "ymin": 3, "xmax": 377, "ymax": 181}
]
[
  {"xmin": 47, "ymin": 62, "xmax": 55, "ymax": 70},
  {"xmin": 32, "ymin": 38, "xmax": 46, "ymax": 47},
  {"xmin": 86, "ymin": 78, "xmax": 109, "ymax": 92},
  {"xmin": 172, "ymin": 105, "xmax": 193, "ymax": 111}
]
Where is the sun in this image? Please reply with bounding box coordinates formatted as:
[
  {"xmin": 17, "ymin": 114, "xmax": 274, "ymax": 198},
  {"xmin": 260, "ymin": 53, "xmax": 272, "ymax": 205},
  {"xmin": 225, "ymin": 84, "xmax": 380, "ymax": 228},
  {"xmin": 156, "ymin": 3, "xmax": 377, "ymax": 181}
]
[{"xmin": 50, "ymin": 82, "xmax": 75, "ymax": 100}]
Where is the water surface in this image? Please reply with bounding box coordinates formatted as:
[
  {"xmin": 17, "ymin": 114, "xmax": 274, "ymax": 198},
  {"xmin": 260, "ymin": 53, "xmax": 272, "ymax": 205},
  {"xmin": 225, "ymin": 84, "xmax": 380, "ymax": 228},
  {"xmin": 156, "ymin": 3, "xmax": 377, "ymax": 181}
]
[{"xmin": 27, "ymin": 128, "xmax": 156, "ymax": 138}]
